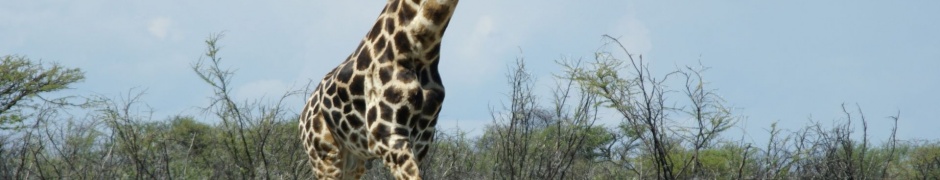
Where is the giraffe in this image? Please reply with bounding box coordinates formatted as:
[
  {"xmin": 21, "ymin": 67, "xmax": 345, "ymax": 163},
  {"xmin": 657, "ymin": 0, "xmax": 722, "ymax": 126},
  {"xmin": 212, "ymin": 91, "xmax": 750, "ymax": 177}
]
[{"xmin": 299, "ymin": 0, "xmax": 458, "ymax": 179}]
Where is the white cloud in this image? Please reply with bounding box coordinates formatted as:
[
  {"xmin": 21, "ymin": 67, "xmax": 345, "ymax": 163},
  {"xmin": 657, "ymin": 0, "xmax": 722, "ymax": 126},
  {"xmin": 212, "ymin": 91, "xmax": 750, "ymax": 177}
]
[
  {"xmin": 148, "ymin": 17, "xmax": 172, "ymax": 40},
  {"xmin": 436, "ymin": 118, "xmax": 490, "ymax": 138},
  {"xmin": 442, "ymin": 15, "xmax": 507, "ymax": 85},
  {"xmin": 470, "ymin": 16, "xmax": 495, "ymax": 38},
  {"xmin": 234, "ymin": 79, "xmax": 289, "ymax": 102},
  {"xmin": 610, "ymin": 9, "xmax": 653, "ymax": 55}
]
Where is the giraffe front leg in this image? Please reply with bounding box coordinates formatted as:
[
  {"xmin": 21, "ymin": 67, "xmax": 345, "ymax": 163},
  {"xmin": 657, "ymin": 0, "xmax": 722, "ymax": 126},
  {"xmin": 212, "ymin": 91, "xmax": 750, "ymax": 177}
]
[
  {"xmin": 380, "ymin": 139, "xmax": 423, "ymax": 180},
  {"xmin": 302, "ymin": 121, "xmax": 343, "ymax": 179},
  {"xmin": 341, "ymin": 154, "xmax": 368, "ymax": 180},
  {"xmin": 314, "ymin": 154, "xmax": 342, "ymax": 180},
  {"xmin": 305, "ymin": 140, "xmax": 343, "ymax": 180},
  {"xmin": 413, "ymin": 130, "xmax": 436, "ymax": 162}
]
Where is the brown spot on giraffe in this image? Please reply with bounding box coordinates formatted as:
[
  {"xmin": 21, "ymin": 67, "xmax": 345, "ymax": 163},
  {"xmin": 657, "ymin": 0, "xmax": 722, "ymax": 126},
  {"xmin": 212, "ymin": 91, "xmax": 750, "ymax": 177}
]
[{"xmin": 299, "ymin": 0, "xmax": 459, "ymax": 179}]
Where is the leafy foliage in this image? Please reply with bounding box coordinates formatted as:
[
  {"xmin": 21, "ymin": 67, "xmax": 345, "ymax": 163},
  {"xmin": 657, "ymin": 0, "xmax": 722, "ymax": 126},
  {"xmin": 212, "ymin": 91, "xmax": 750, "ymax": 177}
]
[
  {"xmin": 0, "ymin": 35, "xmax": 936, "ymax": 180},
  {"xmin": 0, "ymin": 55, "xmax": 84, "ymax": 129}
]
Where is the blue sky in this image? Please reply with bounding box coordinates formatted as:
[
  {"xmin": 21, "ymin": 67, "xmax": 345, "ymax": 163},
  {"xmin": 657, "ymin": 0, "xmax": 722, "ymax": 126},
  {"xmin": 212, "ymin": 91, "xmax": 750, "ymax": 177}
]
[{"xmin": 2, "ymin": 0, "xmax": 938, "ymax": 142}]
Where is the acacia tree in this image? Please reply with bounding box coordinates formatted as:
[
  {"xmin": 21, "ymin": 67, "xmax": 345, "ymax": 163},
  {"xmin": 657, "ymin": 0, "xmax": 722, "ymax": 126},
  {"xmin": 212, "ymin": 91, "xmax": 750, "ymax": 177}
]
[
  {"xmin": 191, "ymin": 33, "xmax": 310, "ymax": 179},
  {"xmin": 565, "ymin": 36, "xmax": 675, "ymax": 179},
  {"xmin": 564, "ymin": 35, "xmax": 736, "ymax": 179},
  {"xmin": 0, "ymin": 55, "xmax": 84, "ymax": 129}
]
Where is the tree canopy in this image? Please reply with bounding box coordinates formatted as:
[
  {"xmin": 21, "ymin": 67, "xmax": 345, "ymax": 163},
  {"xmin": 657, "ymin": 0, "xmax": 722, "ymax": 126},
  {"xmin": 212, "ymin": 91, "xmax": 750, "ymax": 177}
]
[{"xmin": 0, "ymin": 55, "xmax": 84, "ymax": 128}]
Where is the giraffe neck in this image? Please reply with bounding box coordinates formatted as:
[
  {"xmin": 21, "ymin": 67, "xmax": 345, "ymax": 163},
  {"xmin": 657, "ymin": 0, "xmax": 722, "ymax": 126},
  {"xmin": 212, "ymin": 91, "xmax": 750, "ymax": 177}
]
[{"xmin": 361, "ymin": 0, "xmax": 458, "ymax": 66}]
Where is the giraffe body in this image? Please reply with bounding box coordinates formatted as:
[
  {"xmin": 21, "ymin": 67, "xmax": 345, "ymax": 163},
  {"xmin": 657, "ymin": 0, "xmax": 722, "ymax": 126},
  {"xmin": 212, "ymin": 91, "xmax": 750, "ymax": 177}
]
[{"xmin": 299, "ymin": 0, "xmax": 458, "ymax": 179}]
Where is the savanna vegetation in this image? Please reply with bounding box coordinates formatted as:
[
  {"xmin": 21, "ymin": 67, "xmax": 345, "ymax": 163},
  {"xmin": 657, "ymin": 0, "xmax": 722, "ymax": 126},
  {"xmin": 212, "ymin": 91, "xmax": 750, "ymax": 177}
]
[{"xmin": 1, "ymin": 35, "xmax": 938, "ymax": 179}]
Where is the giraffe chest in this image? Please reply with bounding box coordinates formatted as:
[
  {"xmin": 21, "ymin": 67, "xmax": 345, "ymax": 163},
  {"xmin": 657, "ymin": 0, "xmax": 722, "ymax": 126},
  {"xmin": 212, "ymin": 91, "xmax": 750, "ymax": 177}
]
[
  {"xmin": 362, "ymin": 70, "xmax": 445, "ymax": 138},
  {"xmin": 318, "ymin": 63, "xmax": 445, "ymax": 157}
]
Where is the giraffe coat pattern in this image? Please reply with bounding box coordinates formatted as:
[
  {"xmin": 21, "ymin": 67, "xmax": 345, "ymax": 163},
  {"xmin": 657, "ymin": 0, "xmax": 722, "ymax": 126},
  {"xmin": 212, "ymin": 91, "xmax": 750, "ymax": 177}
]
[{"xmin": 299, "ymin": 0, "xmax": 458, "ymax": 179}]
